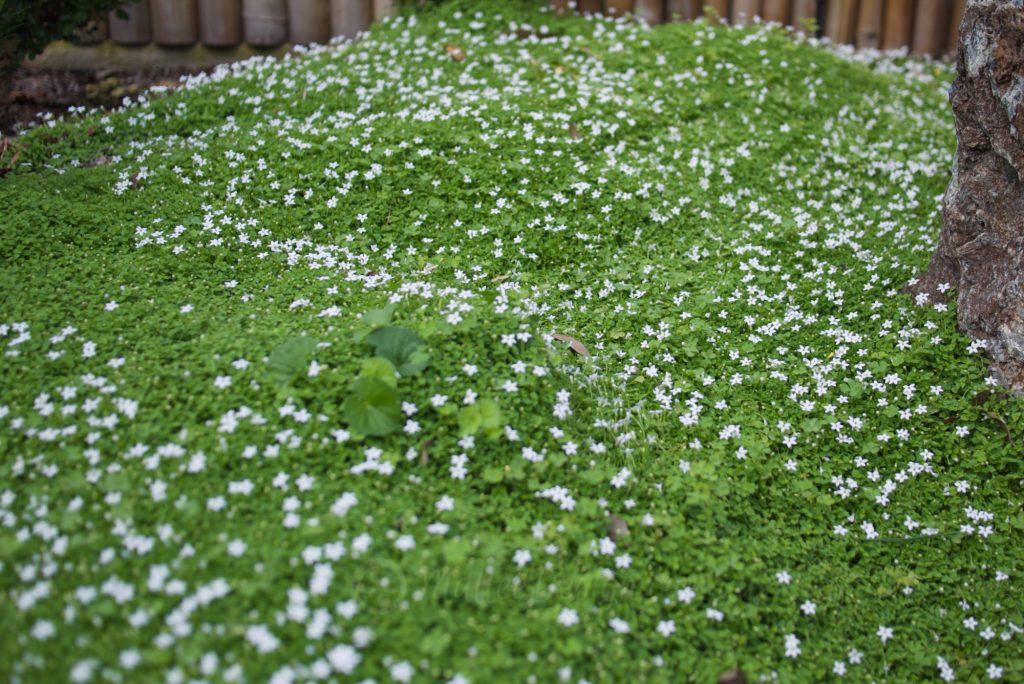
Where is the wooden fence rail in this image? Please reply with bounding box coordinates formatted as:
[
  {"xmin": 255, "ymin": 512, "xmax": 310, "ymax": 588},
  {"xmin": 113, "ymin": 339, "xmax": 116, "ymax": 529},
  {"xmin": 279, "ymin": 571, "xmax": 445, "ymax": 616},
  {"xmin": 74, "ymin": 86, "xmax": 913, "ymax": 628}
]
[{"xmin": 76, "ymin": 0, "xmax": 965, "ymax": 57}]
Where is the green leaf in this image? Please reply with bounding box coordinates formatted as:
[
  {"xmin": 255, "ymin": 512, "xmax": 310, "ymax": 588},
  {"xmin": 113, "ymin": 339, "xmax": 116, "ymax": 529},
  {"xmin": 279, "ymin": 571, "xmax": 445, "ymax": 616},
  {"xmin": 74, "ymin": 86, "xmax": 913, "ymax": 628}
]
[
  {"xmin": 362, "ymin": 304, "xmax": 395, "ymax": 328},
  {"xmin": 342, "ymin": 378, "xmax": 402, "ymax": 437},
  {"xmin": 359, "ymin": 356, "xmax": 398, "ymax": 388},
  {"xmin": 268, "ymin": 336, "xmax": 317, "ymax": 384},
  {"xmin": 482, "ymin": 466, "xmax": 505, "ymax": 483},
  {"xmin": 442, "ymin": 539, "xmax": 473, "ymax": 566},
  {"xmin": 458, "ymin": 403, "xmax": 482, "ymax": 436},
  {"xmin": 366, "ymin": 326, "xmax": 430, "ymax": 376},
  {"xmin": 478, "ymin": 399, "xmax": 501, "ymax": 429}
]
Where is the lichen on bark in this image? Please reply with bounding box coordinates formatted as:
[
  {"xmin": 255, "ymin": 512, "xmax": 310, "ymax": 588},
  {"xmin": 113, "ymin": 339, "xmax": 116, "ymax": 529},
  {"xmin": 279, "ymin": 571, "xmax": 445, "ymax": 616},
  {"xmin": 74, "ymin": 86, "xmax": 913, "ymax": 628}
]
[{"xmin": 910, "ymin": 0, "xmax": 1024, "ymax": 389}]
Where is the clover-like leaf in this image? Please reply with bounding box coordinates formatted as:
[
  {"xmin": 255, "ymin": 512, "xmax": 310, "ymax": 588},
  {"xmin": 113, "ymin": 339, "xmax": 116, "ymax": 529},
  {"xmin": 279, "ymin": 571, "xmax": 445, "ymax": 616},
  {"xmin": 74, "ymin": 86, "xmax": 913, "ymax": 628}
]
[
  {"xmin": 360, "ymin": 356, "xmax": 398, "ymax": 388},
  {"xmin": 268, "ymin": 336, "xmax": 317, "ymax": 384},
  {"xmin": 366, "ymin": 326, "xmax": 430, "ymax": 376},
  {"xmin": 457, "ymin": 403, "xmax": 482, "ymax": 436},
  {"xmin": 342, "ymin": 377, "xmax": 402, "ymax": 437}
]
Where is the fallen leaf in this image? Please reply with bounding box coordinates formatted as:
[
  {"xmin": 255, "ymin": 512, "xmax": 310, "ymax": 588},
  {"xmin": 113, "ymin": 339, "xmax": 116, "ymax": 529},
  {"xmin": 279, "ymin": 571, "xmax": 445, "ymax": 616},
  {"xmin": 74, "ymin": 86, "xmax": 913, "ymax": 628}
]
[
  {"xmin": 552, "ymin": 333, "xmax": 590, "ymax": 357},
  {"xmin": 568, "ymin": 124, "xmax": 581, "ymax": 140},
  {"xmin": 717, "ymin": 668, "xmax": 747, "ymax": 684},
  {"xmin": 419, "ymin": 439, "xmax": 434, "ymax": 466},
  {"xmin": 607, "ymin": 515, "xmax": 629, "ymax": 542},
  {"xmin": 446, "ymin": 44, "xmax": 465, "ymax": 62}
]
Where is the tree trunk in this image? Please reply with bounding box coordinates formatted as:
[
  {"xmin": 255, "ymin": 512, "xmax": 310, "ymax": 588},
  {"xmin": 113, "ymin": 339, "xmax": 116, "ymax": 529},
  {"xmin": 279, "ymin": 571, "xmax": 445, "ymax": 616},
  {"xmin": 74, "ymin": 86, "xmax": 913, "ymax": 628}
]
[{"xmin": 909, "ymin": 1, "xmax": 1024, "ymax": 389}]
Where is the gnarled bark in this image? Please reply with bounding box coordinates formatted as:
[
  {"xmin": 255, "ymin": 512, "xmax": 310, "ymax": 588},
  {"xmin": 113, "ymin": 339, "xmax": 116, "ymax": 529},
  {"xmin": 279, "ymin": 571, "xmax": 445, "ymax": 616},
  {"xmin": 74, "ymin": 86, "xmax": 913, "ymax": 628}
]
[{"xmin": 910, "ymin": 0, "xmax": 1024, "ymax": 389}]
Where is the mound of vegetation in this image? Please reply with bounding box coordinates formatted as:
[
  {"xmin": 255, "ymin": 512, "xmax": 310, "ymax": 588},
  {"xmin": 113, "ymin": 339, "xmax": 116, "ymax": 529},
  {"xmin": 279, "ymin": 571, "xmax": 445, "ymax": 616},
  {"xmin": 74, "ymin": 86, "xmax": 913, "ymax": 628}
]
[{"xmin": 1, "ymin": 1, "xmax": 1021, "ymax": 681}]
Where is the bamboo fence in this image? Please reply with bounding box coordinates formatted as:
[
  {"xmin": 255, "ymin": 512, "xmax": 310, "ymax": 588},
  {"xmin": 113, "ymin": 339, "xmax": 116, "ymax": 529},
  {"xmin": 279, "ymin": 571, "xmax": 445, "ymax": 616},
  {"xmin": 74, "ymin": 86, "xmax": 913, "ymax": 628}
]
[{"xmin": 77, "ymin": 0, "xmax": 964, "ymax": 57}]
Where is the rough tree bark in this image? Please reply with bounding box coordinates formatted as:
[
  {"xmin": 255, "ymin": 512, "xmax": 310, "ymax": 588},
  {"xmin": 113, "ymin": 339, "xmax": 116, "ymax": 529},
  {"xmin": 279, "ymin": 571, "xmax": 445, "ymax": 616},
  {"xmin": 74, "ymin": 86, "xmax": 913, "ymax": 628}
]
[{"xmin": 909, "ymin": 0, "xmax": 1024, "ymax": 389}]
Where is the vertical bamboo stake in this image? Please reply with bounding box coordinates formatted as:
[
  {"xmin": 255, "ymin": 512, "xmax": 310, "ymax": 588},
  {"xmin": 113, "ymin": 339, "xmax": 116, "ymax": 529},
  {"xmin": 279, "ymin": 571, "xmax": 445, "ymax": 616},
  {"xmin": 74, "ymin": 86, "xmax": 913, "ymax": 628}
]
[
  {"xmin": 109, "ymin": 0, "xmax": 152, "ymax": 45},
  {"xmin": 856, "ymin": 0, "xmax": 882, "ymax": 48},
  {"xmin": 824, "ymin": 0, "xmax": 857, "ymax": 45},
  {"xmin": 151, "ymin": 0, "xmax": 199, "ymax": 45},
  {"xmin": 606, "ymin": 0, "xmax": 635, "ymax": 17},
  {"xmin": 243, "ymin": 0, "xmax": 288, "ymax": 45},
  {"xmin": 372, "ymin": 0, "xmax": 394, "ymax": 20},
  {"xmin": 881, "ymin": 0, "xmax": 914, "ymax": 50},
  {"xmin": 761, "ymin": 0, "xmax": 789, "ymax": 24},
  {"xmin": 634, "ymin": 0, "xmax": 664, "ymax": 23},
  {"xmin": 330, "ymin": 0, "xmax": 371, "ymax": 38},
  {"xmin": 702, "ymin": 0, "xmax": 730, "ymax": 21},
  {"xmin": 731, "ymin": 0, "xmax": 759, "ymax": 25},
  {"xmin": 289, "ymin": 0, "xmax": 331, "ymax": 44},
  {"xmin": 200, "ymin": 0, "xmax": 242, "ymax": 46},
  {"xmin": 911, "ymin": 0, "xmax": 951, "ymax": 56},
  {"xmin": 791, "ymin": 0, "xmax": 817, "ymax": 34},
  {"xmin": 946, "ymin": 0, "xmax": 966, "ymax": 54},
  {"xmin": 665, "ymin": 0, "xmax": 697, "ymax": 20}
]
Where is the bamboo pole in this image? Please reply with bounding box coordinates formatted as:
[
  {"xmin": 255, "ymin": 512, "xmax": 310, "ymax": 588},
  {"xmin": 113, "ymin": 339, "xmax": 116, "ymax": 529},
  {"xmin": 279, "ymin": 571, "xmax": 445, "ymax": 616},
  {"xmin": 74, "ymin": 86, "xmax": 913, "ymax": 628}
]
[
  {"xmin": 108, "ymin": 0, "xmax": 152, "ymax": 45},
  {"xmin": 606, "ymin": 0, "xmax": 634, "ymax": 17},
  {"xmin": 289, "ymin": 0, "xmax": 331, "ymax": 44},
  {"xmin": 881, "ymin": 0, "xmax": 914, "ymax": 50},
  {"xmin": 947, "ymin": 0, "xmax": 966, "ymax": 54},
  {"xmin": 243, "ymin": 0, "xmax": 288, "ymax": 46},
  {"xmin": 330, "ymin": 0, "xmax": 372, "ymax": 38},
  {"xmin": 199, "ymin": 0, "xmax": 241, "ymax": 46},
  {"xmin": 912, "ymin": 0, "xmax": 951, "ymax": 56},
  {"xmin": 856, "ymin": 0, "xmax": 882, "ymax": 48},
  {"xmin": 665, "ymin": 0, "xmax": 695, "ymax": 20},
  {"xmin": 151, "ymin": 0, "xmax": 199, "ymax": 45},
  {"xmin": 634, "ymin": 0, "xmax": 664, "ymax": 23},
  {"xmin": 731, "ymin": 0, "xmax": 759, "ymax": 25},
  {"xmin": 791, "ymin": 0, "xmax": 817, "ymax": 34},
  {"xmin": 702, "ymin": 0, "xmax": 730, "ymax": 21},
  {"xmin": 824, "ymin": 0, "xmax": 857, "ymax": 45},
  {"xmin": 761, "ymin": 0, "xmax": 789, "ymax": 24},
  {"xmin": 372, "ymin": 0, "xmax": 394, "ymax": 20}
]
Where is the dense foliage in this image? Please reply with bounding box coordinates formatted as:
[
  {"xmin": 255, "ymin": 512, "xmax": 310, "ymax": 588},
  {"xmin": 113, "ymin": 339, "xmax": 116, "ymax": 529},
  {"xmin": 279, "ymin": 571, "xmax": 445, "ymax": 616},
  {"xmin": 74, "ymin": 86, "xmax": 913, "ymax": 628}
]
[
  {"xmin": 0, "ymin": 0, "xmax": 138, "ymax": 72},
  {"xmin": 1, "ymin": 1, "xmax": 1022, "ymax": 682}
]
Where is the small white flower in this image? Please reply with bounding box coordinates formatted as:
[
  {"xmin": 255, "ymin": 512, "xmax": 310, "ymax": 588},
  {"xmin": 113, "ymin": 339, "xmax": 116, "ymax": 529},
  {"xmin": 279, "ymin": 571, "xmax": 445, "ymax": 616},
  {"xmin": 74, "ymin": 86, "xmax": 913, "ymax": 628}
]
[
  {"xmin": 557, "ymin": 608, "xmax": 579, "ymax": 627},
  {"xmin": 326, "ymin": 644, "xmax": 360, "ymax": 674},
  {"xmin": 608, "ymin": 617, "xmax": 630, "ymax": 634},
  {"xmin": 784, "ymin": 633, "xmax": 800, "ymax": 658}
]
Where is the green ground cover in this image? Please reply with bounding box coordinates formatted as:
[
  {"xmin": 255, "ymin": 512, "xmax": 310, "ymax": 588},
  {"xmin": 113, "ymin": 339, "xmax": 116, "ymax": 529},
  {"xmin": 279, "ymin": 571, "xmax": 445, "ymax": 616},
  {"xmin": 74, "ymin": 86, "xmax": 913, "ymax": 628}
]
[{"xmin": 1, "ymin": 1, "xmax": 1022, "ymax": 681}]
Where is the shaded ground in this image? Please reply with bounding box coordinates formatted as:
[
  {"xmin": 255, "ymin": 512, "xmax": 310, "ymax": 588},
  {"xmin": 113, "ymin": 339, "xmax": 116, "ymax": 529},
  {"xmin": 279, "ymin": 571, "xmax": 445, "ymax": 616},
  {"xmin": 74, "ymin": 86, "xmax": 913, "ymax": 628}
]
[{"xmin": 0, "ymin": 67, "xmax": 192, "ymax": 134}]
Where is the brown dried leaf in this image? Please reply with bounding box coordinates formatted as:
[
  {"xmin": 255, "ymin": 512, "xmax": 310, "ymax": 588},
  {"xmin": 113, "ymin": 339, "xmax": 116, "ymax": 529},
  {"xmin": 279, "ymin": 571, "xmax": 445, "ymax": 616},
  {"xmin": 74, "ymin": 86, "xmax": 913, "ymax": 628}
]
[
  {"xmin": 552, "ymin": 333, "xmax": 590, "ymax": 357},
  {"xmin": 607, "ymin": 515, "xmax": 629, "ymax": 542},
  {"xmin": 568, "ymin": 124, "xmax": 581, "ymax": 140},
  {"xmin": 717, "ymin": 669, "xmax": 747, "ymax": 684},
  {"xmin": 445, "ymin": 44, "xmax": 465, "ymax": 62},
  {"xmin": 419, "ymin": 439, "xmax": 434, "ymax": 466}
]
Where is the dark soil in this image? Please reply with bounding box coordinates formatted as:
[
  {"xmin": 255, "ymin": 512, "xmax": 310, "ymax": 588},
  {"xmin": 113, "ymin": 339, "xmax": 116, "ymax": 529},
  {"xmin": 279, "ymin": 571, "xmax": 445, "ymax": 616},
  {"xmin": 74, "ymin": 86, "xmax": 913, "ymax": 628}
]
[{"xmin": 0, "ymin": 67, "xmax": 198, "ymax": 135}]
